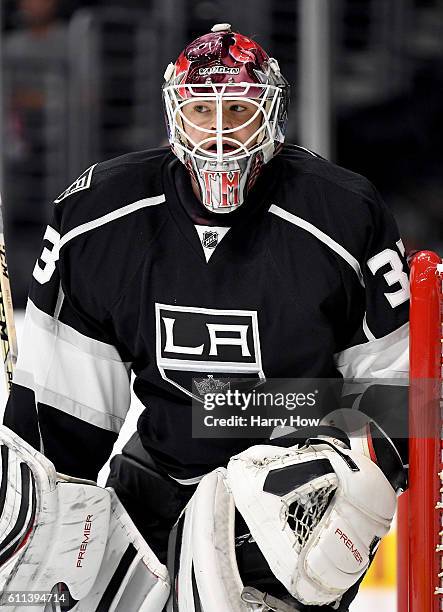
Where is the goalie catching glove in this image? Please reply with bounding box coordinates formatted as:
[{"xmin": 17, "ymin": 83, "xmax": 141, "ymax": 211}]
[
  {"xmin": 227, "ymin": 438, "xmax": 397, "ymax": 607},
  {"xmin": 167, "ymin": 436, "xmax": 397, "ymax": 610}
]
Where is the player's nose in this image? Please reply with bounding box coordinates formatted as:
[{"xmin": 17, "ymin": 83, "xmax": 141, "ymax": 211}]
[{"xmin": 208, "ymin": 112, "xmax": 233, "ymax": 132}]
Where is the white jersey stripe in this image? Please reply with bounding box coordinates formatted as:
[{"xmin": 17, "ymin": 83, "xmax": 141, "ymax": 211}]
[
  {"xmin": 59, "ymin": 194, "xmax": 165, "ymax": 250},
  {"xmin": 269, "ymin": 204, "xmax": 365, "ymax": 287},
  {"xmin": 334, "ymin": 322, "xmax": 409, "ymax": 379},
  {"xmin": 362, "ymin": 313, "xmax": 376, "ymax": 341},
  {"xmin": 13, "ymin": 370, "xmax": 127, "ymax": 433},
  {"xmin": 13, "ymin": 300, "xmax": 131, "ymax": 433},
  {"xmin": 168, "ymin": 473, "xmax": 206, "ymax": 486},
  {"xmin": 24, "ymin": 299, "xmax": 128, "ymax": 362}
]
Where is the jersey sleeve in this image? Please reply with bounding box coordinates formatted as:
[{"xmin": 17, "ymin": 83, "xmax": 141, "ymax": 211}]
[
  {"xmin": 3, "ymin": 200, "xmax": 132, "ymax": 481},
  {"xmin": 334, "ymin": 183, "xmax": 409, "ymax": 381},
  {"xmin": 330, "ymin": 184, "xmax": 410, "ymax": 467}
]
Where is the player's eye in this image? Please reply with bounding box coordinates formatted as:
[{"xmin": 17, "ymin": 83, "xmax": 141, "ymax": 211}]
[
  {"xmin": 193, "ymin": 104, "xmax": 211, "ymax": 113},
  {"xmin": 229, "ymin": 104, "xmax": 247, "ymax": 112}
]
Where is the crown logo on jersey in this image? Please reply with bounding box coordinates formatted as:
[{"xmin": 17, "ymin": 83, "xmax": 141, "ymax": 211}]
[
  {"xmin": 194, "ymin": 375, "xmax": 231, "ymax": 396},
  {"xmin": 202, "ymin": 231, "xmax": 219, "ymax": 249}
]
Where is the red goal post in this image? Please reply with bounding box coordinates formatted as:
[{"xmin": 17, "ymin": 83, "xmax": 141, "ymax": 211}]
[{"xmin": 397, "ymin": 251, "xmax": 443, "ymax": 612}]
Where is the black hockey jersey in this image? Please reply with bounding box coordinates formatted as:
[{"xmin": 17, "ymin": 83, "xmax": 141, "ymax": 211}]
[{"xmin": 4, "ymin": 145, "xmax": 409, "ymax": 481}]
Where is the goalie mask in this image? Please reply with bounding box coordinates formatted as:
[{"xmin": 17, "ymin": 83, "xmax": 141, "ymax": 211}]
[{"xmin": 162, "ymin": 23, "xmax": 290, "ymax": 213}]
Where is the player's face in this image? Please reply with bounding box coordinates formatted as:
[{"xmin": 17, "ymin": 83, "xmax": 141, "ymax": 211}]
[{"xmin": 180, "ymin": 99, "xmax": 263, "ymax": 153}]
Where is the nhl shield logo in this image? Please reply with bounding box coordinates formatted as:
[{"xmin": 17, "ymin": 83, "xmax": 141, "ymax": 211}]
[
  {"xmin": 155, "ymin": 303, "xmax": 265, "ymax": 400},
  {"xmin": 202, "ymin": 231, "xmax": 218, "ymax": 249}
]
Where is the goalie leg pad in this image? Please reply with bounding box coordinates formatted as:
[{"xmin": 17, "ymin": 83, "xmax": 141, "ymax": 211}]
[
  {"xmin": 167, "ymin": 468, "xmax": 248, "ymax": 612},
  {"xmin": 166, "ymin": 468, "xmax": 305, "ymax": 612},
  {"xmin": 0, "ymin": 426, "xmax": 170, "ymax": 611}
]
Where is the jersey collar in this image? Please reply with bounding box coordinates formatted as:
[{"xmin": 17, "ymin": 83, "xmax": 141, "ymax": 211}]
[{"xmin": 162, "ymin": 153, "xmax": 281, "ymax": 264}]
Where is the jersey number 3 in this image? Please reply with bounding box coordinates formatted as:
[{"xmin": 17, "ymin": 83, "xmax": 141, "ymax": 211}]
[
  {"xmin": 33, "ymin": 226, "xmax": 60, "ymax": 285},
  {"xmin": 367, "ymin": 240, "xmax": 409, "ymax": 308}
]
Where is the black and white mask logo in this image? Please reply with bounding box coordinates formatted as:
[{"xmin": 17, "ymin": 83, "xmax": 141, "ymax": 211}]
[{"xmin": 155, "ymin": 303, "xmax": 264, "ymax": 400}]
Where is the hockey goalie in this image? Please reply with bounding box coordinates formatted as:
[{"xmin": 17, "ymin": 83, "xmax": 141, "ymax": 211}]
[
  {"xmin": 0, "ymin": 420, "xmax": 404, "ymax": 611},
  {"xmin": 2, "ymin": 21, "xmax": 409, "ymax": 612}
]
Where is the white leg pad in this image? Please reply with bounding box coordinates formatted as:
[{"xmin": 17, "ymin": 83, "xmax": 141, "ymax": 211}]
[{"xmin": 0, "ymin": 426, "xmax": 170, "ymax": 611}]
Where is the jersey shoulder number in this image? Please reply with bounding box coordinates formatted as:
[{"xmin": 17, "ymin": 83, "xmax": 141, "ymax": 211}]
[{"xmin": 367, "ymin": 239, "xmax": 409, "ymax": 308}]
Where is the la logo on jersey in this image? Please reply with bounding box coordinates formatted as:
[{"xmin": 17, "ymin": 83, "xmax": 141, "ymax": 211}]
[
  {"xmin": 155, "ymin": 303, "xmax": 264, "ymax": 400},
  {"xmin": 201, "ymin": 169, "xmax": 241, "ymax": 208}
]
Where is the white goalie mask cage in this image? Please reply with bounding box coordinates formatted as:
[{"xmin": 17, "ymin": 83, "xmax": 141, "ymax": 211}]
[{"xmin": 162, "ymin": 24, "xmax": 290, "ymax": 213}]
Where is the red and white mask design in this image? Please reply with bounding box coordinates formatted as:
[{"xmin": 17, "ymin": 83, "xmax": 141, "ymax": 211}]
[
  {"xmin": 200, "ymin": 168, "xmax": 241, "ymax": 210},
  {"xmin": 162, "ymin": 24, "xmax": 289, "ymax": 213}
]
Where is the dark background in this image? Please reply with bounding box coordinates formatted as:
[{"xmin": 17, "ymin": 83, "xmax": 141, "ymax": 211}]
[{"xmin": 2, "ymin": 0, "xmax": 442, "ymax": 306}]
